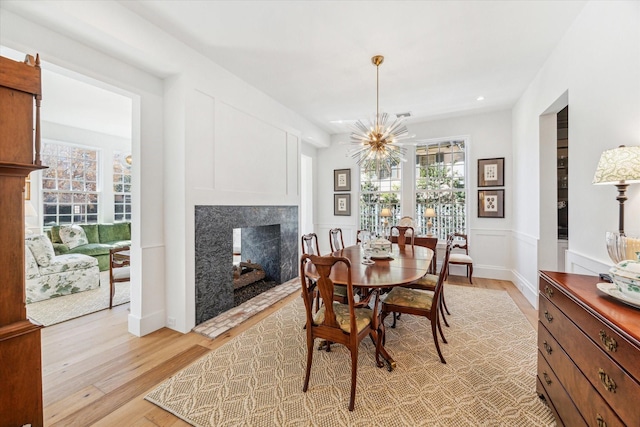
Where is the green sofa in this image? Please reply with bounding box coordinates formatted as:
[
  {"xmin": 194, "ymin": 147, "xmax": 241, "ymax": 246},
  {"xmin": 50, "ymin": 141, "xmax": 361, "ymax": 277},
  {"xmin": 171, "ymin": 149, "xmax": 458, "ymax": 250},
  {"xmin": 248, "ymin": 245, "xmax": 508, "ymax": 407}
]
[{"xmin": 47, "ymin": 223, "xmax": 131, "ymax": 271}]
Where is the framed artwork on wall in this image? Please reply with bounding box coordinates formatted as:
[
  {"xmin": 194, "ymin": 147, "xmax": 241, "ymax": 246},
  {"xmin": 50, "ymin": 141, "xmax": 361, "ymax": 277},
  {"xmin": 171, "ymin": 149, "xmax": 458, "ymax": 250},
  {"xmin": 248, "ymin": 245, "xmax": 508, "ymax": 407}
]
[
  {"xmin": 334, "ymin": 168, "xmax": 351, "ymax": 191},
  {"xmin": 334, "ymin": 193, "xmax": 351, "ymax": 216},
  {"xmin": 478, "ymin": 157, "xmax": 505, "ymax": 187},
  {"xmin": 478, "ymin": 189, "xmax": 505, "ymax": 218}
]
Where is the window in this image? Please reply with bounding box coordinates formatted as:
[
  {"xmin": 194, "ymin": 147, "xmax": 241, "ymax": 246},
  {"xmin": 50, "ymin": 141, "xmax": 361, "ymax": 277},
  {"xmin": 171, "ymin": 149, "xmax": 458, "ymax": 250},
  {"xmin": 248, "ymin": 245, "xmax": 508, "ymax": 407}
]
[
  {"xmin": 113, "ymin": 152, "xmax": 132, "ymax": 221},
  {"xmin": 41, "ymin": 142, "xmax": 99, "ymax": 226},
  {"xmin": 415, "ymin": 140, "xmax": 466, "ymax": 240},
  {"xmin": 359, "ymin": 162, "xmax": 401, "ymax": 236}
]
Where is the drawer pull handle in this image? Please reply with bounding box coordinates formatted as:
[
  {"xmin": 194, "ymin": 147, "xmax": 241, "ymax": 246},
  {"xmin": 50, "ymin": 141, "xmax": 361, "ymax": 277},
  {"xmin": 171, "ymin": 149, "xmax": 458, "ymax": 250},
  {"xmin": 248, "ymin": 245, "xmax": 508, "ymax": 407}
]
[
  {"xmin": 544, "ymin": 311, "xmax": 553, "ymax": 323},
  {"xmin": 543, "ymin": 372, "xmax": 552, "ymax": 385},
  {"xmin": 543, "ymin": 340, "xmax": 553, "ymax": 355},
  {"xmin": 544, "ymin": 285, "xmax": 554, "ymax": 298},
  {"xmin": 596, "ymin": 414, "xmax": 607, "ymax": 427},
  {"xmin": 598, "ymin": 369, "xmax": 616, "ymax": 393},
  {"xmin": 599, "ymin": 330, "xmax": 618, "ymax": 352}
]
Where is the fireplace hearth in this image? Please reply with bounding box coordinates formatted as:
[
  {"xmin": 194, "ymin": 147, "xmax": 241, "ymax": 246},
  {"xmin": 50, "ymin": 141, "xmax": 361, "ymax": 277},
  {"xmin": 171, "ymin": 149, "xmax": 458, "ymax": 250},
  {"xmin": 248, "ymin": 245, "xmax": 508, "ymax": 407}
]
[{"xmin": 194, "ymin": 205, "xmax": 298, "ymax": 325}]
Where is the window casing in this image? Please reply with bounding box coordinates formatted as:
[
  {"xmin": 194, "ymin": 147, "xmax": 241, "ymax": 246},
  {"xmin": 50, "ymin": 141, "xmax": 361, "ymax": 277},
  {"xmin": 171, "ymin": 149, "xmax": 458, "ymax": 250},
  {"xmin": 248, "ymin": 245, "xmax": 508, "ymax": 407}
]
[
  {"xmin": 415, "ymin": 140, "xmax": 466, "ymax": 240},
  {"xmin": 359, "ymin": 162, "xmax": 402, "ymax": 236},
  {"xmin": 41, "ymin": 142, "xmax": 99, "ymax": 226},
  {"xmin": 113, "ymin": 152, "xmax": 132, "ymax": 221}
]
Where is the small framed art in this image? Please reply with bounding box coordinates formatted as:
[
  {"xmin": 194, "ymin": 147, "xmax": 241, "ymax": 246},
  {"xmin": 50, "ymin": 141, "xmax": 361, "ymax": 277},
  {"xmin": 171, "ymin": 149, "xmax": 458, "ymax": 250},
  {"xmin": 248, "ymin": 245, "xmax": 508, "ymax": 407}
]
[
  {"xmin": 478, "ymin": 189, "xmax": 505, "ymax": 218},
  {"xmin": 334, "ymin": 193, "xmax": 351, "ymax": 216},
  {"xmin": 334, "ymin": 168, "xmax": 351, "ymax": 191},
  {"xmin": 478, "ymin": 158, "xmax": 505, "ymax": 187}
]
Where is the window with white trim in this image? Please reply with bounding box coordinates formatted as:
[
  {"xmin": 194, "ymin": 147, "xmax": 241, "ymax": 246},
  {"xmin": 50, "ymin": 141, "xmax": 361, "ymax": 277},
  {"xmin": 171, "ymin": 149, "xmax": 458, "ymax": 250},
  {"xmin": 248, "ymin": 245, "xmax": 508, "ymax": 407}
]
[
  {"xmin": 415, "ymin": 140, "xmax": 466, "ymax": 239},
  {"xmin": 113, "ymin": 152, "xmax": 132, "ymax": 221},
  {"xmin": 359, "ymin": 162, "xmax": 401, "ymax": 236},
  {"xmin": 41, "ymin": 141, "xmax": 99, "ymax": 226}
]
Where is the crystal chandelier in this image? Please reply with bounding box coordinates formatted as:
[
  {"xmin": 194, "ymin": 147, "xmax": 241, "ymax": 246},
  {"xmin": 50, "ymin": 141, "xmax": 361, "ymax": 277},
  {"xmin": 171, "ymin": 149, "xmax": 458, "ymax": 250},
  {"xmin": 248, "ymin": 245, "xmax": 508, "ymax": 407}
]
[{"xmin": 348, "ymin": 55, "xmax": 411, "ymax": 173}]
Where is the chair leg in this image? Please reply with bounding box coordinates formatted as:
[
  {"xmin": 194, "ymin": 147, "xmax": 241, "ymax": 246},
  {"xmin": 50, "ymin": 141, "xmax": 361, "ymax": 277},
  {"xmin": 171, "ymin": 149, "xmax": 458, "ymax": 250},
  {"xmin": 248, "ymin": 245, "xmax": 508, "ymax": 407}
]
[
  {"xmin": 468, "ymin": 264, "xmax": 473, "ymax": 284},
  {"xmin": 431, "ymin": 318, "xmax": 446, "ymax": 364},
  {"xmin": 436, "ymin": 312, "xmax": 447, "ymax": 344},
  {"xmin": 440, "ymin": 299, "xmax": 449, "ymax": 327},
  {"xmin": 349, "ymin": 346, "xmax": 358, "ymax": 411},
  {"xmin": 303, "ymin": 337, "xmax": 314, "ymax": 392},
  {"xmin": 441, "ymin": 289, "xmax": 451, "ymax": 315},
  {"xmin": 391, "ymin": 312, "xmax": 398, "ymax": 328}
]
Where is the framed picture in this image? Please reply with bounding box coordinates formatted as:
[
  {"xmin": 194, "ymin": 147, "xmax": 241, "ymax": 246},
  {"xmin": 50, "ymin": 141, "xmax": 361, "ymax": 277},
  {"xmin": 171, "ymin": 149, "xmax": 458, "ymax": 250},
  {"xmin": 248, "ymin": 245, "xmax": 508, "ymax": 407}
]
[
  {"xmin": 334, "ymin": 193, "xmax": 351, "ymax": 216},
  {"xmin": 478, "ymin": 157, "xmax": 505, "ymax": 187},
  {"xmin": 334, "ymin": 168, "xmax": 351, "ymax": 191},
  {"xmin": 478, "ymin": 189, "xmax": 505, "ymax": 218}
]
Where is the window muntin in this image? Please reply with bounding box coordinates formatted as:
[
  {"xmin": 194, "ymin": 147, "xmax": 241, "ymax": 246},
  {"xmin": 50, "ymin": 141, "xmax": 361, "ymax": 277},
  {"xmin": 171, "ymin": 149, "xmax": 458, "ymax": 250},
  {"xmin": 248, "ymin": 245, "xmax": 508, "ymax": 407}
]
[
  {"xmin": 415, "ymin": 140, "xmax": 466, "ymax": 239},
  {"xmin": 113, "ymin": 152, "xmax": 132, "ymax": 222},
  {"xmin": 41, "ymin": 142, "xmax": 99, "ymax": 226},
  {"xmin": 359, "ymin": 162, "xmax": 401, "ymax": 236}
]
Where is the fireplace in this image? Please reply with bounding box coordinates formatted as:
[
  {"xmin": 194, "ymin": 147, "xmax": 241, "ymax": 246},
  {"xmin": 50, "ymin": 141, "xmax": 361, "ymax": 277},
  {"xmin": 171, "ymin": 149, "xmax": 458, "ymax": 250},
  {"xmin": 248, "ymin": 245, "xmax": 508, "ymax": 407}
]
[{"xmin": 194, "ymin": 205, "xmax": 298, "ymax": 325}]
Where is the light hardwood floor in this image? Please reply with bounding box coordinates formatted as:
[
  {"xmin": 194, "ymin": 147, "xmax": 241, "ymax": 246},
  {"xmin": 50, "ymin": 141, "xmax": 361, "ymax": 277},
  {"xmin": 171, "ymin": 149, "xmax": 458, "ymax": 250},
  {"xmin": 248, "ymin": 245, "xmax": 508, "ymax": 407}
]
[{"xmin": 40, "ymin": 276, "xmax": 537, "ymax": 426}]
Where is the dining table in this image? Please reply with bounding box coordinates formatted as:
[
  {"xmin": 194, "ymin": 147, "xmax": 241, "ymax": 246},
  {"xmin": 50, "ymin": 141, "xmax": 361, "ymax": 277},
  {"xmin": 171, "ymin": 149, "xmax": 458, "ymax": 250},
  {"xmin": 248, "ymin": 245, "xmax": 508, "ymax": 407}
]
[{"xmin": 306, "ymin": 243, "xmax": 434, "ymax": 370}]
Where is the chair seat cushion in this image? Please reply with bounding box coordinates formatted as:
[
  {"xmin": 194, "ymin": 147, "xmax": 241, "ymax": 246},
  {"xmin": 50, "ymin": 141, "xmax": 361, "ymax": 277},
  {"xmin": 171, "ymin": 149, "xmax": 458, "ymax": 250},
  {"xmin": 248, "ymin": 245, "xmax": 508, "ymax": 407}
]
[
  {"xmin": 39, "ymin": 253, "xmax": 99, "ymax": 275},
  {"xmin": 383, "ymin": 287, "xmax": 435, "ymax": 310},
  {"xmin": 313, "ymin": 302, "xmax": 372, "ymax": 333},
  {"xmin": 449, "ymin": 253, "xmax": 473, "ymax": 264},
  {"xmin": 408, "ymin": 273, "xmax": 438, "ymax": 290},
  {"xmin": 334, "ymin": 284, "xmax": 347, "ymax": 297}
]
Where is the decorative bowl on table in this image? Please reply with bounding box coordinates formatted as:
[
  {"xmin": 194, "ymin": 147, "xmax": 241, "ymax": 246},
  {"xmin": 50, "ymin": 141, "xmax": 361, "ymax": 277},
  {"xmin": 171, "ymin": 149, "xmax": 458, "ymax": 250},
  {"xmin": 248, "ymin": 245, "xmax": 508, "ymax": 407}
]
[
  {"xmin": 606, "ymin": 232, "xmax": 640, "ymax": 264},
  {"xmin": 609, "ymin": 260, "xmax": 640, "ymax": 301},
  {"xmin": 371, "ymin": 238, "xmax": 392, "ymax": 258}
]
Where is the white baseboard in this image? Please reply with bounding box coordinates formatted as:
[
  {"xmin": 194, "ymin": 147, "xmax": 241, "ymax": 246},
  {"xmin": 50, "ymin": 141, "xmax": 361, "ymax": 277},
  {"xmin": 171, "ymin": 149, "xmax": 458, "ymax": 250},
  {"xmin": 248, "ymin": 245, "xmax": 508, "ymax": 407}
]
[
  {"xmin": 128, "ymin": 309, "xmax": 166, "ymax": 337},
  {"xmin": 510, "ymin": 268, "xmax": 539, "ymax": 309}
]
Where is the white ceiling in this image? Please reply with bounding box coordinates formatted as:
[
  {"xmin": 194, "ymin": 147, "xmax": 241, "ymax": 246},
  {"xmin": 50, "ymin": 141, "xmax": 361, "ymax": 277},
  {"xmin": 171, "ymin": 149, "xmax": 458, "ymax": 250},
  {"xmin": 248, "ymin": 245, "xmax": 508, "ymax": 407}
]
[{"xmin": 2, "ymin": 1, "xmax": 587, "ymax": 137}]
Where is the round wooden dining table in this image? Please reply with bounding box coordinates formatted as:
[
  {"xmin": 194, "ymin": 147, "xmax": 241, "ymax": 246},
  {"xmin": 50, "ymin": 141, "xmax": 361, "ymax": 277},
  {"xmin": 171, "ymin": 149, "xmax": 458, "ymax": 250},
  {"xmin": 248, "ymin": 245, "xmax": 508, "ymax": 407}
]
[{"xmin": 305, "ymin": 243, "xmax": 434, "ymax": 370}]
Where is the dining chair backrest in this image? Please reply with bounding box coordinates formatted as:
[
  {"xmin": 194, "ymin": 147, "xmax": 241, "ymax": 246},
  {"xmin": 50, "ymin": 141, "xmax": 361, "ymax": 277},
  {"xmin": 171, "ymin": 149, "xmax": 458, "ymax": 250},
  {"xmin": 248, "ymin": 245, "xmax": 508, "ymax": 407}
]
[
  {"xmin": 301, "ymin": 233, "xmax": 320, "ymax": 256},
  {"xmin": 390, "ymin": 225, "xmax": 415, "ymax": 248},
  {"xmin": 451, "ymin": 232, "xmax": 469, "ymax": 254},
  {"xmin": 355, "ymin": 229, "xmax": 368, "ymax": 244},
  {"xmin": 329, "ymin": 228, "xmax": 345, "ymax": 252}
]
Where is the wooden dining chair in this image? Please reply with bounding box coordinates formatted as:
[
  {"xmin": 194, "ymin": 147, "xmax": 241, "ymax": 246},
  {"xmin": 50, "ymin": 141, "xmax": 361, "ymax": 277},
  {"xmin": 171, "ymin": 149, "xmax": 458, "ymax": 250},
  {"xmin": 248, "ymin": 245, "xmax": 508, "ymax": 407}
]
[
  {"xmin": 390, "ymin": 225, "xmax": 415, "ymax": 249},
  {"xmin": 329, "ymin": 228, "xmax": 345, "ymax": 252},
  {"xmin": 300, "ymin": 254, "xmax": 381, "ymax": 411},
  {"xmin": 380, "ymin": 240, "xmax": 452, "ymax": 364},
  {"xmin": 355, "ymin": 229, "xmax": 368, "ymax": 244},
  {"xmin": 301, "ymin": 233, "xmax": 347, "ymax": 305},
  {"xmin": 448, "ymin": 232, "xmax": 473, "ymax": 284}
]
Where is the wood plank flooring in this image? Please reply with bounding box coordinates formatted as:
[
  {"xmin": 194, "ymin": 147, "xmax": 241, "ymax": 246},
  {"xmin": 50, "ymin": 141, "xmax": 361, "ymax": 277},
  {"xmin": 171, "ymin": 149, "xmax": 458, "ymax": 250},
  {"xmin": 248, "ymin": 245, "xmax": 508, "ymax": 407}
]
[{"xmin": 40, "ymin": 276, "xmax": 537, "ymax": 426}]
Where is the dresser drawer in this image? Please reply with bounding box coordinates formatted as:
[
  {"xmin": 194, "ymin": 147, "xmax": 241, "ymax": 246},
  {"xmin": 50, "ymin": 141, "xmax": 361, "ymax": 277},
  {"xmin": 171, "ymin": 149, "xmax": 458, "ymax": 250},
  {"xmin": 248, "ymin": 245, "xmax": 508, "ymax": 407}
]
[
  {"xmin": 539, "ymin": 296, "xmax": 640, "ymax": 426},
  {"xmin": 536, "ymin": 377, "xmax": 565, "ymax": 427},
  {"xmin": 538, "ymin": 324, "xmax": 624, "ymax": 427},
  {"xmin": 540, "ymin": 278, "xmax": 640, "ymax": 382},
  {"xmin": 537, "ymin": 352, "xmax": 586, "ymax": 427}
]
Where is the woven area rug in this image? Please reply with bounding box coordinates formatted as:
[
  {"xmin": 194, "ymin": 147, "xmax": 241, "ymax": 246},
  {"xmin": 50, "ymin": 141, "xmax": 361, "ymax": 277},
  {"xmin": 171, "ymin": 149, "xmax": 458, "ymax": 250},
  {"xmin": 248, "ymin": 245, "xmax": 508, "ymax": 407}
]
[
  {"xmin": 27, "ymin": 272, "xmax": 130, "ymax": 326},
  {"xmin": 146, "ymin": 285, "xmax": 554, "ymax": 426}
]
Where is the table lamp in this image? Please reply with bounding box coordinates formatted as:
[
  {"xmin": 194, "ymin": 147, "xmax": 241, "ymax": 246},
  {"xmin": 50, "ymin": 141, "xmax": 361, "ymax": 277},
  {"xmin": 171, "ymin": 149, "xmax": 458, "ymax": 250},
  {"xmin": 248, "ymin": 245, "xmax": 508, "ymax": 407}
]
[
  {"xmin": 424, "ymin": 208, "xmax": 436, "ymax": 237},
  {"xmin": 593, "ymin": 145, "xmax": 640, "ymax": 263},
  {"xmin": 380, "ymin": 207, "xmax": 392, "ymax": 238}
]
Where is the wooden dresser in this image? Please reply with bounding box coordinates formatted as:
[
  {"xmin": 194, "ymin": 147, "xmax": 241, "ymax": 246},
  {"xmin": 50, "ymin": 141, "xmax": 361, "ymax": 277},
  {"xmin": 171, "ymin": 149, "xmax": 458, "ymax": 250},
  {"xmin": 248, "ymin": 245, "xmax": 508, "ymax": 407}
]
[{"xmin": 537, "ymin": 271, "xmax": 640, "ymax": 427}]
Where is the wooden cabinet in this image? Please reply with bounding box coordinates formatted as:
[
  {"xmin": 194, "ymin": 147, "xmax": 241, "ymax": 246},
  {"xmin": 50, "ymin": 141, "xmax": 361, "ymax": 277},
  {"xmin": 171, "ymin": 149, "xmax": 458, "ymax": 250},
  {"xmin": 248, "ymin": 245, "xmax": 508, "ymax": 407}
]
[
  {"xmin": 0, "ymin": 54, "xmax": 46, "ymax": 426},
  {"xmin": 537, "ymin": 271, "xmax": 640, "ymax": 427}
]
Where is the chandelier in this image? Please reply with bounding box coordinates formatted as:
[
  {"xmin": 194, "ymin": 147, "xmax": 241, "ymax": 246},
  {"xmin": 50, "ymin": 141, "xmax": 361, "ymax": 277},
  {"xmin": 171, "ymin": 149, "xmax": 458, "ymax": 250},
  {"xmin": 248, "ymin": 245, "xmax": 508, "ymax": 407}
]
[{"xmin": 348, "ymin": 55, "xmax": 411, "ymax": 173}]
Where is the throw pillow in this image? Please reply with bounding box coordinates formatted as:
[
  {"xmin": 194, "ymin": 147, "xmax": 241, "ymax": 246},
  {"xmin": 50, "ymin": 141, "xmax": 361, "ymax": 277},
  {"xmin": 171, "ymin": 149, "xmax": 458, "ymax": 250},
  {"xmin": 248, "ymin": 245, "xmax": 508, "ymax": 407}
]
[
  {"xmin": 25, "ymin": 235, "xmax": 56, "ymax": 267},
  {"xmin": 59, "ymin": 225, "xmax": 89, "ymax": 249}
]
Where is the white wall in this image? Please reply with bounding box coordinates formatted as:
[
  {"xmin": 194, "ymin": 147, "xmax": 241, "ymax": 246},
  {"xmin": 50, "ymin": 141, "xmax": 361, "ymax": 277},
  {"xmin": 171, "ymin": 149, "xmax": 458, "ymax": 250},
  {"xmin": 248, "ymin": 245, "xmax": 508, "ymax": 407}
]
[
  {"xmin": 512, "ymin": 0, "xmax": 640, "ymax": 306},
  {"xmin": 316, "ymin": 109, "xmax": 513, "ymax": 276}
]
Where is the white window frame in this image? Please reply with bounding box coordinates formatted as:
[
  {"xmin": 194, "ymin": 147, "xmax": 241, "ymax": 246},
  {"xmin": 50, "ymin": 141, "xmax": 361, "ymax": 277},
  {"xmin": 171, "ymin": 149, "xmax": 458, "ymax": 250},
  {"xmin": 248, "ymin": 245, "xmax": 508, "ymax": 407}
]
[
  {"xmin": 113, "ymin": 151, "xmax": 132, "ymax": 222},
  {"xmin": 41, "ymin": 139, "xmax": 101, "ymax": 226}
]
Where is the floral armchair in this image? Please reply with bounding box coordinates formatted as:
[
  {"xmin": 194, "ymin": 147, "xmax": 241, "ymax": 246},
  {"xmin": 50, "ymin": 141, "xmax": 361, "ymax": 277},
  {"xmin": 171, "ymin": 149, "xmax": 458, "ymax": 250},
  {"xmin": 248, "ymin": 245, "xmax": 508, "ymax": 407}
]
[{"xmin": 25, "ymin": 235, "xmax": 100, "ymax": 304}]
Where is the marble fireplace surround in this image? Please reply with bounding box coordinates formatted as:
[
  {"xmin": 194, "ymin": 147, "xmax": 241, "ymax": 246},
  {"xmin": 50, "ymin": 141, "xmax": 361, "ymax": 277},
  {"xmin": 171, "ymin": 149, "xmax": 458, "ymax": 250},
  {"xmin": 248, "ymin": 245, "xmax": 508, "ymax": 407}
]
[{"xmin": 194, "ymin": 205, "xmax": 298, "ymax": 325}]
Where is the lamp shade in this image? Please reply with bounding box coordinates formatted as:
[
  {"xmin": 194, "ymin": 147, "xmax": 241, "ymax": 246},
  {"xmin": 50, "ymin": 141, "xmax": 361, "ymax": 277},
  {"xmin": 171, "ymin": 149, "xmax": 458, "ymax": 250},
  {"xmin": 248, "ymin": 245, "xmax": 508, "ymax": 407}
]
[
  {"xmin": 380, "ymin": 208, "xmax": 392, "ymax": 217},
  {"xmin": 424, "ymin": 208, "xmax": 436, "ymax": 218},
  {"xmin": 593, "ymin": 146, "xmax": 640, "ymax": 185}
]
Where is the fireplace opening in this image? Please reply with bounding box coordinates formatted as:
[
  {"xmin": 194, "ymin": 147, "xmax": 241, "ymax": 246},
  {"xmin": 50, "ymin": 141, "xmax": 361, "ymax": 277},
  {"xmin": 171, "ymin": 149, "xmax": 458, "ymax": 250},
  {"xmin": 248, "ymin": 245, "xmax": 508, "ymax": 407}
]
[{"xmin": 231, "ymin": 226, "xmax": 279, "ymax": 307}]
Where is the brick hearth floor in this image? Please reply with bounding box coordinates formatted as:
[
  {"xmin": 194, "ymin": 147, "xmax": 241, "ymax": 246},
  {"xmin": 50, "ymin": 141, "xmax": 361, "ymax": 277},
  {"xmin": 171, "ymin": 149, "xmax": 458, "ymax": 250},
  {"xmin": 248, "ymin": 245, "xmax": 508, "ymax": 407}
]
[{"xmin": 192, "ymin": 277, "xmax": 300, "ymax": 339}]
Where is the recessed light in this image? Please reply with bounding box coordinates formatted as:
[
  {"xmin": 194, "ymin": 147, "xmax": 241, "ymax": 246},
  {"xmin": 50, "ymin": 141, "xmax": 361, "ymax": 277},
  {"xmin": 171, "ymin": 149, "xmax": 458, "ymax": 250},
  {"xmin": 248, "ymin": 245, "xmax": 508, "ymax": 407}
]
[{"xmin": 477, "ymin": 96, "xmax": 485, "ymax": 101}]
